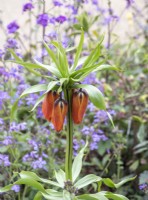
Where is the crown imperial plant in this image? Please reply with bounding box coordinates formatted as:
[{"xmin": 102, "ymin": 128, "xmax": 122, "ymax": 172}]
[{"xmin": 0, "ymin": 31, "xmax": 135, "ymax": 200}]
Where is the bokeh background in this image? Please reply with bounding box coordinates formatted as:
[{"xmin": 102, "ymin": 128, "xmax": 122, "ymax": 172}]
[{"xmin": 0, "ymin": 0, "xmax": 148, "ymax": 199}]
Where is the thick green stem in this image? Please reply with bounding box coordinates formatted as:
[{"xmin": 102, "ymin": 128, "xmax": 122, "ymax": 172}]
[{"xmin": 65, "ymin": 89, "xmax": 73, "ymax": 181}]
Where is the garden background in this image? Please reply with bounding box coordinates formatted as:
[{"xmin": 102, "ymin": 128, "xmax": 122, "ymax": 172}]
[{"xmin": 0, "ymin": 0, "xmax": 148, "ymax": 199}]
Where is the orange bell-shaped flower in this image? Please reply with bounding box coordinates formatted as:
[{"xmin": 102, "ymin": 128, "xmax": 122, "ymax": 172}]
[
  {"xmin": 72, "ymin": 89, "xmax": 88, "ymax": 124},
  {"xmin": 52, "ymin": 98, "xmax": 68, "ymax": 132},
  {"xmin": 42, "ymin": 91, "xmax": 59, "ymax": 121}
]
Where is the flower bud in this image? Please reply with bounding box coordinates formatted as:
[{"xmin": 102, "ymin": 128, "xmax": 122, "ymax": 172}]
[
  {"xmin": 42, "ymin": 91, "xmax": 59, "ymax": 121},
  {"xmin": 72, "ymin": 89, "xmax": 88, "ymax": 124},
  {"xmin": 52, "ymin": 99, "xmax": 68, "ymax": 132}
]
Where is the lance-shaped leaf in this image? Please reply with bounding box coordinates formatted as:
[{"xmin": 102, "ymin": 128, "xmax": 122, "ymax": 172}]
[
  {"xmin": 104, "ymin": 192, "xmax": 129, "ymax": 200},
  {"xmin": 15, "ymin": 178, "xmax": 46, "ymax": 193},
  {"xmin": 20, "ymin": 84, "xmax": 47, "ymax": 98},
  {"xmin": 0, "ymin": 184, "xmax": 13, "ymax": 193},
  {"xmin": 46, "ymin": 189, "xmax": 63, "ymax": 197},
  {"xmin": 30, "ymin": 94, "xmax": 45, "ymax": 112},
  {"xmin": 70, "ymin": 61, "xmax": 104, "ymax": 79},
  {"xmin": 74, "ymin": 174, "xmax": 102, "ymax": 189},
  {"xmin": 82, "ymin": 35, "xmax": 104, "ymax": 69},
  {"xmin": 77, "ymin": 194, "xmax": 98, "ymax": 200},
  {"xmin": 103, "ymin": 176, "xmax": 136, "ymax": 189},
  {"xmin": 8, "ymin": 48, "xmax": 22, "ymax": 61},
  {"xmin": 45, "ymin": 81, "xmax": 59, "ymax": 94},
  {"xmin": 34, "ymin": 58, "xmax": 62, "ymax": 78},
  {"xmin": 72, "ymin": 141, "xmax": 88, "ymax": 183},
  {"xmin": 34, "ymin": 192, "xmax": 42, "ymax": 200},
  {"xmin": 75, "ymin": 84, "xmax": 106, "ymax": 110},
  {"xmin": 20, "ymin": 171, "xmax": 61, "ymax": 188},
  {"xmin": 71, "ymin": 30, "xmax": 84, "ymax": 72},
  {"xmin": 41, "ymin": 193, "xmax": 63, "ymax": 200},
  {"xmin": 93, "ymin": 64, "xmax": 119, "ymax": 72},
  {"xmin": 43, "ymin": 41, "xmax": 59, "ymax": 67},
  {"xmin": 55, "ymin": 169, "xmax": 66, "ymax": 188},
  {"xmin": 63, "ymin": 190, "xmax": 71, "ymax": 200},
  {"xmin": 52, "ymin": 41, "xmax": 69, "ymax": 77},
  {"xmin": 10, "ymin": 99, "xmax": 19, "ymax": 121}
]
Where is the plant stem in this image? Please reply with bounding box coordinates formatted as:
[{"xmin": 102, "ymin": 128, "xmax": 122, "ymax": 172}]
[{"xmin": 65, "ymin": 89, "xmax": 73, "ymax": 181}]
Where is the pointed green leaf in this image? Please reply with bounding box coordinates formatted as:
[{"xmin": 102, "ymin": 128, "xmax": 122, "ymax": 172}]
[
  {"xmin": 114, "ymin": 176, "xmax": 136, "ymax": 188},
  {"xmin": 34, "ymin": 59, "xmax": 62, "ymax": 78},
  {"xmin": 103, "ymin": 178, "xmax": 115, "ymax": 188},
  {"xmin": 105, "ymin": 192, "xmax": 129, "ymax": 200},
  {"xmin": 46, "ymin": 189, "xmax": 63, "ymax": 197},
  {"xmin": 9, "ymin": 48, "xmax": 22, "ymax": 61},
  {"xmin": 106, "ymin": 112, "xmax": 115, "ymax": 128},
  {"xmin": 91, "ymin": 193, "xmax": 109, "ymax": 200},
  {"xmin": 74, "ymin": 174, "xmax": 102, "ymax": 189},
  {"xmin": 15, "ymin": 178, "xmax": 46, "ymax": 193},
  {"xmin": 63, "ymin": 190, "xmax": 71, "ymax": 200},
  {"xmin": 43, "ymin": 41, "xmax": 59, "ymax": 67},
  {"xmin": 0, "ymin": 184, "xmax": 13, "ymax": 193},
  {"xmin": 75, "ymin": 84, "xmax": 106, "ymax": 110},
  {"xmin": 30, "ymin": 95, "xmax": 45, "ymax": 112},
  {"xmin": 34, "ymin": 192, "xmax": 42, "ymax": 200},
  {"xmin": 82, "ymin": 35, "xmax": 104, "ymax": 69},
  {"xmin": 93, "ymin": 64, "xmax": 119, "ymax": 72},
  {"xmin": 55, "ymin": 169, "xmax": 66, "ymax": 188},
  {"xmin": 20, "ymin": 84, "xmax": 47, "ymax": 98},
  {"xmin": 70, "ymin": 56, "xmax": 88, "ymax": 73},
  {"xmin": 41, "ymin": 192, "xmax": 63, "ymax": 200},
  {"xmin": 51, "ymin": 41, "xmax": 69, "ymax": 76},
  {"xmin": 72, "ymin": 141, "xmax": 88, "ymax": 183},
  {"xmin": 71, "ymin": 30, "xmax": 84, "ymax": 71},
  {"xmin": 10, "ymin": 99, "xmax": 19, "ymax": 121},
  {"xmin": 77, "ymin": 194, "xmax": 97, "ymax": 200},
  {"xmin": 20, "ymin": 171, "xmax": 61, "ymax": 188},
  {"xmin": 45, "ymin": 81, "xmax": 59, "ymax": 94}
]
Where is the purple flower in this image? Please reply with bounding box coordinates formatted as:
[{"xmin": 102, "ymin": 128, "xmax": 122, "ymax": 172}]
[
  {"xmin": 7, "ymin": 21, "xmax": 19, "ymax": 34},
  {"xmin": 11, "ymin": 185, "xmax": 20, "ymax": 193},
  {"xmin": 55, "ymin": 15, "xmax": 67, "ymax": 24},
  {"xmin": 0, "ymin": 49, "xmax": 5, "ymax": 59},
  {"xmin": 23, "ymin": 2, "xmax": 34, "ymax": 12},
  {"xmin": 2, "ymin": 136, "xmax": 14, "ymax": 146},
  {"xmin": 0, "ymin": 154, "xmax": 11, "ymax": 166},
  {"xmin": 37, "ymin": 13, "xmax": 49, "ymax": 27},
  {"xmin": 0, "ymin": 91, "xmax": 9, "ymax": 109},
  {"xmin": 139, "ymin": 183, "xmax": 148, "ymax": 191},
  {"xmin": 126, "ymin": 0, "xmax": 135, "ymax": 8},
  {"xmin": 92, "ymin": 0, "xmax": 98, "ymax": 5},
  {"xmin": 6, "ymin": 38, "xmax": 18, "ymax": 49},
  {"xmin": 31, "ymin": 157, "xmax": 46, "ymax": 169},
  {"xmin": 53, "ymin": 0, "xmax": 63, "ymax": 6},
  {"xmin": 28, "ymin": 139, "xmax": 39, "ymax": 151},
  {"xmin": 0, "ymin": 118, "xmax": 4, "ymax": 125},
  {"xmin": 81, "ymin": 126, "xmax": 94, "ymax": 135}
]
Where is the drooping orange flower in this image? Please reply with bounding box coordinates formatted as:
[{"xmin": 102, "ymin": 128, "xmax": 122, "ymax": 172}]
[
  {"xmin": 52, "ymin": 98, "xmax": 68, "ymax": 132},
  {"xmin": 42, "ymin": 91, "xmax": 59, "ymax": 121},
  {"xmin": 72, "ymin": 89, "xmax": 88, "ymax": 124}
]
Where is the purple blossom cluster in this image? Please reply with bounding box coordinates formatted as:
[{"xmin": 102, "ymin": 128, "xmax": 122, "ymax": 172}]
[
  {"xmin": 37, "ymin": 13, "xmax": 67, "ymax": 27},
  {"xmin": 22, "ymin": 138, "xmax": 48, "ymax": 170},
  {"xmin": 7, "ymin": 21, "xmax": 19, "ymax": 34},
  {"xmin": 23, "ymin": 2, "xmax": 34, "ymax": 12},
  {"xmin": 11, "ymin": 185, "xmax": 21, "ymax": 193},
  {"xmin": 139, "ymin": 183, "xmax": 148, "ymax": 191},
  {"xmin": 9, "ymin": 122, "xmax": 27, "ymax": 132},
  {"xmin": 0, "ymin": 154, "xmax": 11, "ymax": 166}
]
